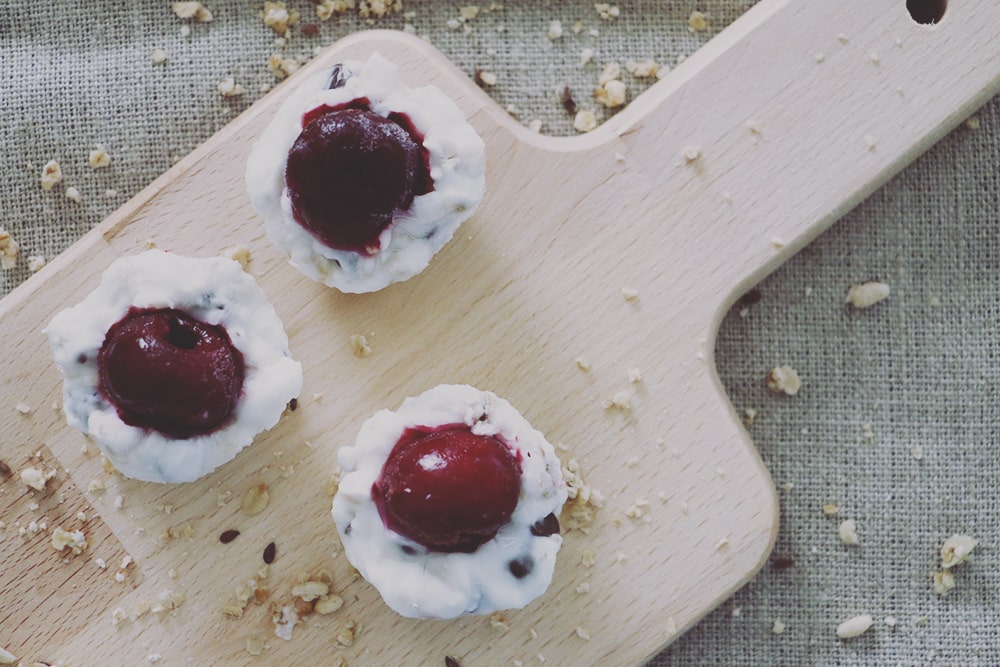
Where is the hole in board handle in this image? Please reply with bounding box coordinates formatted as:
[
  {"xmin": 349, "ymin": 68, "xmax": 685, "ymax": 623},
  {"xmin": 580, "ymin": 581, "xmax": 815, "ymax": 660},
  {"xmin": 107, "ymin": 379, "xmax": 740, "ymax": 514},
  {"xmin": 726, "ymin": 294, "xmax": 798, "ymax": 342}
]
[{"xmin": 906, "ymin": 0, "xmax": 947, "ymax": 25}]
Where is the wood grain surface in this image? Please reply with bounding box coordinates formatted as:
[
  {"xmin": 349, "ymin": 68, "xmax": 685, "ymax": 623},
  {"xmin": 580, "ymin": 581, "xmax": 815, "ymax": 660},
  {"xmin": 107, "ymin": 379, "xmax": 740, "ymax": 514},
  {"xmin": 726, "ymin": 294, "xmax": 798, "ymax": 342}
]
[{"xmin": 1, "ymin": 0, "xmax": 998, "ymax": 665}]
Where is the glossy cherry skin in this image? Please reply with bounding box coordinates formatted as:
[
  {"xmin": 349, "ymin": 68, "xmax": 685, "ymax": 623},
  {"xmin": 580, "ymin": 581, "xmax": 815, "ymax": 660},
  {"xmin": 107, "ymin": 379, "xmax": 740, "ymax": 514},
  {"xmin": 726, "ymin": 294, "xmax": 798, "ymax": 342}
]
[
  {"xmin": 372, "ymin": 426, "xmax": 522, "ymax": 553},
  {"xmin": 285, "ymin": 108, "xmax": 421, "ymax": 254},
  {"xmin": 97, "ymin": 308, "xmax": 245, "ymax": 439}
]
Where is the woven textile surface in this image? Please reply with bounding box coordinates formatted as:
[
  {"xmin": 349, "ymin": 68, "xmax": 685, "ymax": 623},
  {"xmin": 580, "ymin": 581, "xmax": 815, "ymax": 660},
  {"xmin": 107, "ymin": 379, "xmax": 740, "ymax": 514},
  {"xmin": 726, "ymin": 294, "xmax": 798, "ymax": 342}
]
[{"xmin": 1, "ymin": 1, "xmax": 997, "ymax": 665}]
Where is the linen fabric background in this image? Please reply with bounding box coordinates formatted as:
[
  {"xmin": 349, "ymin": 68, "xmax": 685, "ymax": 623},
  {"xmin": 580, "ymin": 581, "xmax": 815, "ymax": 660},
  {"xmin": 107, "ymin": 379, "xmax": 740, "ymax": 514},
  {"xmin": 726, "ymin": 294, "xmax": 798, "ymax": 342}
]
[{"xmin": 1, "ymin": 1, "xmax": 997, "ymax": 665}]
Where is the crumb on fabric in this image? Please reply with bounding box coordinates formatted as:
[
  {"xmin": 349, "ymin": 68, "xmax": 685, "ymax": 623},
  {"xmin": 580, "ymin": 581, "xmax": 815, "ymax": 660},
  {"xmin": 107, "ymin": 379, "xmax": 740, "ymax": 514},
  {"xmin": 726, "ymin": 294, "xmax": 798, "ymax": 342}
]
[
  {"xmin": 41, "ymin": 160, "xmax": 63, "ymax": 190},
  {"xmin": 846, "ymin": 281, "xmax": 890, "ymax": 308},
  {"xmin": 573, "ymin": 110, "xmax": 598, "ymax": 133},
  {"xmin": 932, "ymin": 570, "xmax": 955, "ymax": 596},
  {"xmin": 940, "ymin": 534, "xmax": 977, "ymax": 569},
  {"xmin": 218, "ymin": 77, "xmax": 245, "ymax": 97},
  {"xmin": 172, "ymin": 1, "xmax": 213, "ymax": 21},
  {"xmin": 838, "ymin": 519, "xmax": 859, "ymax": 545},
  {"xmin": 0, "ymin": 228, "xmax": 19, "ymax": 269},
  {"xmin": 89, "ymin": 148, "xmax": 112, "ymax": 169},
  {"xmin": 836, "ymin": 614, "xmax": 873, "ymax": 639},
  {"xmin": 766, "ymin": 366, "xmax": 801, "ymax": 395}
]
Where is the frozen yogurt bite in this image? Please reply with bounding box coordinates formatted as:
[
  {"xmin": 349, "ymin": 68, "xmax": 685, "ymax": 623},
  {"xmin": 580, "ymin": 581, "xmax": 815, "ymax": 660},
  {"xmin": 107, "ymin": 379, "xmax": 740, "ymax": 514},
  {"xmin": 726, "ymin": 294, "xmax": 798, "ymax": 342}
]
[
  {"xmin": 332, "ymin": 384, "xmax": 568, "ymax": 619},
  {"xmin": 246, "ymin": 53, "xmax": 486, "ymax": 293},
  {"xmin": 44, "ymin": 250, "xmax": 303, "ymax": 483}
]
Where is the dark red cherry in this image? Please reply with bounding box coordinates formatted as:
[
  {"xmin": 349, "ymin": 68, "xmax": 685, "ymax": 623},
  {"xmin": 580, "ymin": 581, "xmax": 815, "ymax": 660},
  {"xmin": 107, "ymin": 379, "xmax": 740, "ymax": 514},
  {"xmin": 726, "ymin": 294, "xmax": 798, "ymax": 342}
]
[
  {"xmin": 285, "ymin": 108, "xmax": 421, "ymax": 254},
  {"xmin": 97, "ymin": 308, "xmax": 245, "ymax": 439},
  {"xmin": 372, "ymin": 426, "xmax": 522, "ymax": 553}
]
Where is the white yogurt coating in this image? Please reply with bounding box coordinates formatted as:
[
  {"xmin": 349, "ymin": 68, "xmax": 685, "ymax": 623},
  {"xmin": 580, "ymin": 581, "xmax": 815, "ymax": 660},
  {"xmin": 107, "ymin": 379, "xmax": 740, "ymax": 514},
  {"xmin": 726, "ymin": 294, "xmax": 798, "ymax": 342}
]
[
  {"xmin": 245, "ymin": 53, "xmax": 487, "ymax": 293},
  {"xmin": 44, "ymin": 250, "xmax": 304, "ymax": 483},
  {"xmin": 332, "ymin": 384, "xmax": 568, "ymax": 619}
]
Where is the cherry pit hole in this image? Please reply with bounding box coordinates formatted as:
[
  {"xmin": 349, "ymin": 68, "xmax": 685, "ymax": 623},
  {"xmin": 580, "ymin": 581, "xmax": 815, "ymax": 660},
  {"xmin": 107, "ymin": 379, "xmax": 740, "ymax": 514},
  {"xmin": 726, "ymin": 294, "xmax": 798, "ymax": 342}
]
[{"xmin": 906, "ymin": 0, "xmax": 946, "ymax": 25}]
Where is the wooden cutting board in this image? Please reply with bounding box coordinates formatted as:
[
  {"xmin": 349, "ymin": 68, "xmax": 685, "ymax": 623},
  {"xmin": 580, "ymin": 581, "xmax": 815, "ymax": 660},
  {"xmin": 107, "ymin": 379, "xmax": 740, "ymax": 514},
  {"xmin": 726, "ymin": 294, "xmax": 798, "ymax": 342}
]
[{"xmin": 2, "ymin": 1, "xmax": 997, "ymax": 665}]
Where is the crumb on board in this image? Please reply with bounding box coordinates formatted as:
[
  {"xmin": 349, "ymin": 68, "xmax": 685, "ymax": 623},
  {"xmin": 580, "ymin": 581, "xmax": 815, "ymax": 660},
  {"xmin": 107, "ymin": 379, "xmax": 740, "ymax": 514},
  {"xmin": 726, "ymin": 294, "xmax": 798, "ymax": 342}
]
[
  {"xmin": 836, "ymin": 614, "xmax": 873, "ymax": 639},
  {"xmin": 575, "ymin": 357, "xmax": 591, "ymax": 371},
  {"xmin": 846, "ymin": 281, "xmax": 890, "ymax": 308},
  {"xmin": 602, "ymin": 390, "xmax": 631, "ymax": 411},
  {"xmin": 21, "ymin": 466, "xmax": 57, "ymax": 491},
  {"xmin": 561, "ymin": 458, "xmax": 604, "ymax": 534},
  {"xmin": 242, "ymin": 482, "xmax": 270, "ymax": 516},
  {"xmin": 766, "ymin": 366, "xmax": 801, "ymax": 395},
  {"xmin": 681, "ymin": 145, "xmax": 701, "ymax": 163},
  {"xmin": 222, "ymin": 244, "xmax": 252, "ymax": 269},
  {"xmin": 51, "ymin": 526, "xmax": 88, "ymax": 554},
  {"xmin": 172, "ymin": 1, "xmax": 213, "ymax": 22},
  {"xmin": 350, "ymin": 334, "xmax": 372, "ymax": 357},
  {"xmin": 621, "ymin": 286, "xmax": 639, "ymax": 300}
]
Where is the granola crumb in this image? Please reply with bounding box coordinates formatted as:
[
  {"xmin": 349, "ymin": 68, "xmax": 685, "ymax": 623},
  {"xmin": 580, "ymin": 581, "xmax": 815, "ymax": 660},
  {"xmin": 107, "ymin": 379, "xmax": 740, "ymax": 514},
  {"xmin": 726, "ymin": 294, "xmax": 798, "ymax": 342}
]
[
  {"xmin": 335, "ymin": 619, "xmax": 359, "ymax": 647},
  {"xmin": 246, "ymin": 637, "xmax": 265, "ymax": 656},
  {"xmin": 41, "ymin": 160, "xmax": 64, "ymax": 190},
  {"xmin": 21, "ymin": 466, "xmax": 56, "ymax": 491},
  {"xmin": 315, "ymin": 0, "xmax": 355, "ymax": 21},
  {"xmin": 574, "ymin": 626, "xmax": 591, "ymax": 640},
  {"xmin": 580, "ymin": 48, "xmax": 595, "ymax": 66},
  {"xmin": 837, "ymin": 33, "xmax": 849, "ymax": 44},
  {"xmin": 627, "ymin": 367, "xmax": 642, "ymax": 383},
  {"xmin": 359, "ymin": 0, "xmax": 401, "ymax": 18},
  {"xmin": 314, "ymin": 593, "xmax": 344, "ymax": 615},
  {"xmin": 0, "ymin": 228, "xmax": 20, "ymax": 269},
  {"xmin": 688, "ymin": 10, "xmax": 708, "ymax": 32},
  {"xmin": 625, "ymin": 59, "xmax": 660, "ymax": 78},
  {"xmin": 940, "ymin": 534, "xmax": 977, "ymax": 569},
  {"xmin": 547, "ymin": 20, "xmax": 563, "ymax": 39},
  {"xmin": 965, "ymin": 117, "xmax": 981, "ymax": 130},
  {"xmin": 151, "ymin": 48, "xmax": 168, "ymax": 64},
  {"xmin": 561, "ymin": 459, "xmax": 604, "ymax": 534},
  {"xmin": 602, "ymin": 390, "xmax": 631, "ymax": 411},
  {"xmin": 864, "ymin": 134, "xmax": 877, "ymax": 151},
  {"xmin": 15, "ymin": 402, "xmax": 31, "ymax": 414},
  {"xmin": 262, "ymin": 1, "xmax": 300, "ymax": 36},
  {"xmin": 715, "ymin": 537, "xmax": 730, "ymax": 551},
  {"xmin": 681, "ymin": 145, "xmax": 701, "ymax": 162},
  {"xmin": 822, "ymin": 503, "xmax": 839, "ymax": 517},
  {"xmin": 111, "ymin": 606, "xmax": 129, "ymax": 626},
  {"xmin": 836, "ymin": 614, "xmax": 873, "ymax": 639},
  {"xmin": 575, "ymin": 582, "xmax": 590, "ymax": 594},
  {"xmin": 766, "ymin": 366, "xmax": 801, "ymax": 395},
  {"xmin": 884, "ymin": 616, "xmax": 897, "ymax": 627},
  {"xmin": 268, "ymin": 53, "xmax": 300, "ymax": 80},
  {"xmin": 575, "ymin": 356, "xmax": 591, "ymax": 371},
  {"xmin": 89, "ymin": 148, "xmax": 112, "ymax": 169},
  {"xmin": 621, "ymin": 286, "xmax": 639, "ymax": 300},
  {"xmin": 594, "ymin": 3, "xmax": 620, "ymax": 20},
  {"xmin": 594, "ymin": 79, "xmax": 627, "ymax": 108},
  {"xmin": 65, "ymin": 186, "xmax": 82, "ymax": 203},
  {"xmin": 217, "ymin": 77, "xmax": 245, "ymax": 98},
  {"xmin": 242, "ymin": 483, "xmax": 270, "ymax": 516},
  {"xmin": 838, "ymin": 519, "xmax": 860, "ymax": 545},
  {"xmin": 114, "ymin": 494, "xmax": 125, "ymax": 509},
  {"xmin": 772, "ymin": 619, "xmax": 786, "ymax": 635},
  {"xmin": 846, "ymin": 281, "xmax": 890, "ymax": 308},
  {"xmin": 172, "ymin": 1, "xmax": 213, "ymax": 22},
  {"xmin": 932, "ymin": 570, "xmax": 955, "ymax": 596},
  {"xmin": 27, "ymin": 254, "xmax": 45, "ymax": 271},
  {"xmin": 489, "ymin": 611, "xmax": 510, "ymax": 633},
  {"xmin": 573, "ymin": 110, "xmax": 598, "ymax": 133},
  {"xmin": 222, "ymin": 244, "xmax": 252, "ymax": 269},
  {"xmin": 814, "ymin": 53, "xmax": 826, "ymax": 64},
  {"xmin": 51, "ymin": 526, "xmax": 88, "ymax": 554},
  {"xmin": 350, "ymin": 334, "xmax": 372, "ymax": 357}
]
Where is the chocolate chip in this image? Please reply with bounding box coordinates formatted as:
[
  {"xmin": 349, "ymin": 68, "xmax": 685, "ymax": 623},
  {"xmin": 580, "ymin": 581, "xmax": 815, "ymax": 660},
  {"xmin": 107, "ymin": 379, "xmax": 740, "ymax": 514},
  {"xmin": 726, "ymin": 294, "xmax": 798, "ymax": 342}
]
[
  {"xmin": 508, "ymin": 556, "xmax": 534, "ymax": 579},
  {"xmin": 328, "ymin": 64, "xmax": 350, "ymax": 90},
  {"xmin": 561, "ymin": 85, "xmax": 577, "ymax": 115},
  {"xmin": 400, "ymin": 545, "xmax": 418, "ymax": 555},
  {"xmin": 735, "ymin": 288, "xmax": 763, "ymax": 309},
  {"xmin": 287, "ymin": 397, "xmax": 298, "ymax": 411},
  {"xmin": 219, "ymin": 529, "xmax": 240, "ymax": 544},
  {"xmin": 0, "ymin": 460, "xmax": 11, "ymax": 478},
  {"xmin": 445, "ymin": 658, "xmax": 462, "ymax": 667},
  {"xmin": 300, "ymin": 23, "xmax": 320, "ymax": 37},
  {"xmin": 344, "ymin": 523, "xmax": 352, "ymax": 535},
  {"xmin": 263, "ymin": 541, "xmax": 277, "ymax": 564},
  {"xmin": 77, "ymin": 353, "xmax": 87, "ymax": 364},
  {"xmin": 770, "ymin": 555, "xmax": 796, "ymax": 571},
  {"xmin": 530, "ymin": 513, "xmax": 560, "ymax": 537}
]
